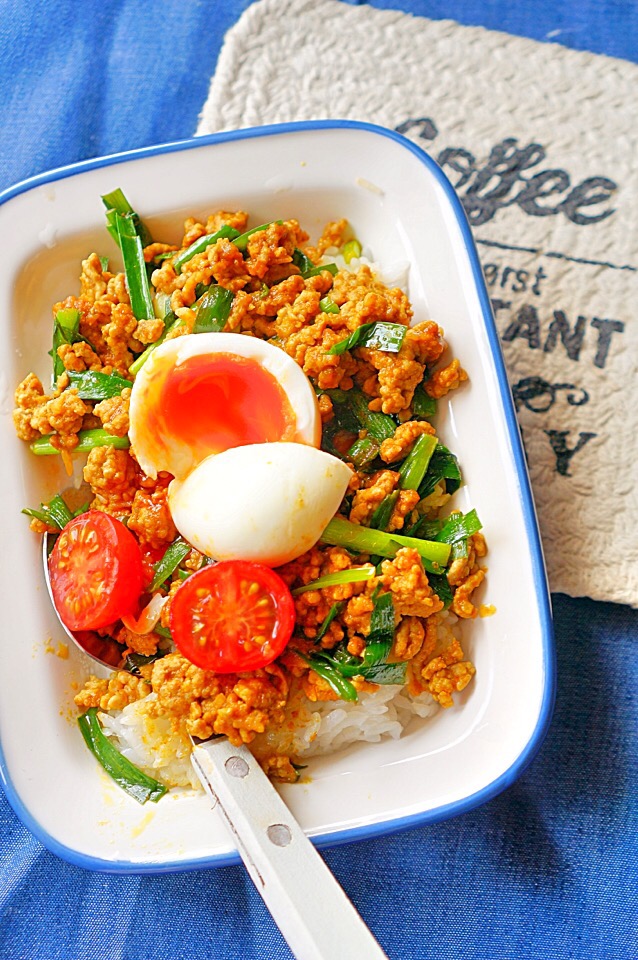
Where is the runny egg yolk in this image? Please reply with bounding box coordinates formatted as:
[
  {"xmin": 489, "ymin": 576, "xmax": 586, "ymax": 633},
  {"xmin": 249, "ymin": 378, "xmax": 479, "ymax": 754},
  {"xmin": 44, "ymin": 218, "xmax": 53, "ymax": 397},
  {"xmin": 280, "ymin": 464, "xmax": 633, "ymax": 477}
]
[{"xmin": 155, "ymin": 352, "xmax": 296, "ymax": 460}]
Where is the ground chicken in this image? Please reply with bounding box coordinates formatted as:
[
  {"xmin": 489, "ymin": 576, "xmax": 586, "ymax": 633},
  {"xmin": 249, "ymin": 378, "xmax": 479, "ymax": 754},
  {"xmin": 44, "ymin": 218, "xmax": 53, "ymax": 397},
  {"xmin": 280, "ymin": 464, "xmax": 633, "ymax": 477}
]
[
  {"xmin": 148, "ymin": 654, "xmax": 288, "ymax": 745},
  {"xmin": 13, "ymin": 373, "xmax": 88, "ymax": 449},
  {"xmin": 260, "ymin": 755, "xmax": 300, "ymax": 783},
  {"xmin": 349, "ymin": 470, "xmax": 399, "ymax": 525},
  {"xmin": 74, "ymin": 671, "xmax": 150, "ymax": 712},
  {"xmin": 451, "ymin": 569, "xmax": 486, "ymax": 619},
  {"xmin": 421, "ymin": 638, "xmax": 475, "ymax": 707},
  {"xmin": 128, "ymin": 484, "xmax": 177, "ymax": 548},
  {"xmin": 391, "ymin": 617, "xmax": 425, "ymax": 661},
  {"xmin": 93, "ymin": 387, "xmax": 131, "ymax": 437},
  {"xmin": 381, "ymin": 548, "xmax": 444, "ymax": 618},
  {"xmin": 83, "ymin": 446, "xmax": 139, "ymax": 516},
  {"xmin": 380, "ymin": 420, "xmax": 436, "ymax": 463},
  {"xmin": 425, "ymin": 358, "xmax": 468, "ymax": 399}
]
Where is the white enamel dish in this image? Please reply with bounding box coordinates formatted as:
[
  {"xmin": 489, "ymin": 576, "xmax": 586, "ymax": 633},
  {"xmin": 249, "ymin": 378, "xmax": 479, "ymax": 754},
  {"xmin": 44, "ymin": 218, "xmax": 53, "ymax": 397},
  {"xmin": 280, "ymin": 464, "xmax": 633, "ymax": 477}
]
[{"xmin": 0, "ymin": 121, "xmax": 554, "ymax": 872}]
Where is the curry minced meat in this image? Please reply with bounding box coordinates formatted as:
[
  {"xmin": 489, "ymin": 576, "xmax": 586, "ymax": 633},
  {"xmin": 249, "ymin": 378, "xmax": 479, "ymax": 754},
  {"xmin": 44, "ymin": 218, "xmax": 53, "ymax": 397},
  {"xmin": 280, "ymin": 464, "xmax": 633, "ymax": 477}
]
[{"xmin": 14, "ymin": 210, "xmax": 487, "ymax": 780}]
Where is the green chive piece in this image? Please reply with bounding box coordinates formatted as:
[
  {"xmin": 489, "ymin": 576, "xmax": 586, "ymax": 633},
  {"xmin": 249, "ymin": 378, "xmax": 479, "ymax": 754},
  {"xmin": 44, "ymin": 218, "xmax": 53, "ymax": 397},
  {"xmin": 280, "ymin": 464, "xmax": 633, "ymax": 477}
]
[
  {"xmin": 101, "ymin": 189, "xmax": 153, "ymax": 247},
  {"xmin": 320, "ymin": 516, "xmax": 451, "ymax": 571},
  {"xmin": 304, "ymin": 262, "xmax": 338, "ymax": 279},
  {"xmin": 314, "ymin": 602, "xmax": 345, "ymax": 643},
  {"xmin": 297, "ymin": 653, "xmax": 358, "ymax": 702},
  {"xmin": 148, "ymin": 538, "xmax": 192, "ymax": 593},
  {"xmin": 398, "ymin": 433, "xmax": 438, "ymax": 491},
  {"xmin": 173, "ymin": 225, "xmax": 241, "ymax": 274},
  {"xmin": 99, "ymin": 256, "xmax": 110, "ymax": 272},
  {"xmin": 78, "ymin": 708, "xmax": 167, "ymax": 804},
  {"xmin": 67, "ymin": 370, "xmax": 132, "ymax": 400},
  {"xmin": 328, "ymin": 389, "xmax": 396, "ymax": 443},
  {"xmin": 22, "ymin": 493, "xmax": 73, "ymax": 530},
  {"xmin": 234, "ymin": 220, "xmax": 283, "ymax": 253},
  {"xmin": 341, "ymin": 239, "xmax": 362, "ymax": 263},
  {"xmin": 328, "ymin": 321, "xmax": 407, "ymax": 357},
  {"xmin": 369, "ymin": 491, "xmax": 399, "ymax": 531},
  {"xmin": 427, "ymin": 572, "xmax": 454, "ymax": 609},
  {"xmin": 115, "ymin": 213, "xmax": 155, "ymax": 321},
  {"xmin": 319, "ymin": 296, "xmax": 340, "ymax": 315},
  {"xmin": 292, "ymin": 248, "xmax": 314, "ymax": 275},
  {"xmin": 360, "ymin": 591, "xmax": 395, "ymax": 667},
  {"xmin": 193, "ymin": 286, "xmax": 234, "ymax": 334},
  {"xmin": 50, "ymin": 308, "xmax": 83, "ymax": 381},
  {"xmin": 418, "ymin": 445, "xmax": 462, "ymax": 499},
  {"xmin": 292, "ymin": 566, "xmax": 375, "ymax": 596},
  {"xmin": 124, "ymin": 651, "xmax": 165, "ymax": 675},
  {"xmin": 345, "ymin": 436, "xmax": 379, "ymax": 471},
  {"xmin": 412, "ymin": 386, "xmax": 437, "ymax": 419},
  {"xmin": 31, "ymin": 429, "xmax": 130, "ymax": 456},
  {"xmin": 129, "ymin": 313, "xmax": 182, "ymax": 375}
]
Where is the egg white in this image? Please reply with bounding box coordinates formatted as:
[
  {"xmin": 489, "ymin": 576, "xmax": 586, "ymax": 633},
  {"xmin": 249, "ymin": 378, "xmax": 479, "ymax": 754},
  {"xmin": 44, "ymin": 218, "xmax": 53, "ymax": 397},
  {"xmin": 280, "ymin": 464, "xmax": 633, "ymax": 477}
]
[
  {"xmin": 129, "ymin": 332, "xmax": 321, "ymax": 479},
  {"xmin": 168, "ymin": 442, "xmax": 353, "ymax": 567}
]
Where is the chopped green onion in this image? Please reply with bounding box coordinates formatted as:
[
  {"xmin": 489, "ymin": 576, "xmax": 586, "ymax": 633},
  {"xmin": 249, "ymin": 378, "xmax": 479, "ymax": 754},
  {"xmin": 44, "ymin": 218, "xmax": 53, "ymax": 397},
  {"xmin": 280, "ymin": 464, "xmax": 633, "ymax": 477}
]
[
  {"xmin": 305, "ymin": 262, "xmax": 338, "ymax": 279},
  {"xmin": 115, "ymin": 213, "xmax": 155, "ymax": 321},
  {"xmin": 31, "ymin": 429, "xmax": 130, "ymax": 456},
  {"xmin": 369, "ymin": 491, "xmax": 399, "ymax": 531},
  {"xmin": 398, "ymin": 433, "xmax": 438, "ymax": 491},
  {"xmin": 406, "ymin": 517, "xmax": 443, "ymax": 540},
  {"xmin": 193, "ymin": 286, "xmax": 234, "ymax": 333},
  {"xmin": 341, "ymin": 239, "xmax": 362, "ymax": 263},
  {"xmin": 234, "ymin": 220, "xmax": 283, "ymax": 253},
  {"xmin": 360, "ymin": 590, "xmax": 395, "ymax": 667},
  {"xmin": 320, "ymin": 516, "xmax": 451, "ymax": 572},
  {"xmin": 346, "ymin": 436, "xmax": 379, "ymax": 470},
  {"xmin": 297, "ymin": 652, "xmax": 358, "ymax": 702},
  {"xmin": 153, "ymin": 624, "xmax": 173, "ymax": 641},
  {"xmin": 78, "ymin": 708, "xmax": 167, "ymax": 804},
  {"xmin": 319, "ymin": 296, "xmax": 340, "ymax": 315},
  {"xmin": 328, "ymin": 322, "xmax": 406, "ymax": 357},
  {"xmin": 418, "ymin": 445, "xmax": 462, "ymax": 499},
  {"xmin": 292, "ymin": 566, "xmax": 375, "ymax": 596},
  {"xmin": 22, "ymin": 493, "xmax": 73, "ymax": 530},
  {"xmin": 173, "ymin": 225, "xmax": 241, "ymax": 274},
  {"xmin": 364, "ymin": 661, "xmax": 408, "ymax": 684},
  {"xmin": 435, "ymin": 508, "xmax": 482, "ymax": 545},
  {"xmin": 50, "ymin": 308, "xmax": 84, "ymax": 382},
  {"xmin": 315, "ymin": 602, "xmax": 345, "ymax": 643},
  {"xmin": 412, "ymin": 386, "xmax": 437, "ymax": 419},
  {"xmin": 99, "ymin": 256, "xmax": 110, "ymax": 272},
  {"xmin": 328, "ymin": 389, "xmax": 396, "ymax": 443},
  {"xmin": 124, "ymin": 651, "xmax": 165, "ymax": 675},
  {"xmin": 149, "ymin": 538, "xmax": 192, "ymax": 592},
  {"xmin": 129, "ymin": 313, "xmax": 182, "ymax": 375},
  {"xmin": 427, "ymin": 572, "xmax": 454, "ymax": 609},
  {"xmin": 101, "ymin": 188, "xmax": 153, "ymax": 247},
  {"xmin": 292, "ymin": 248, "xmax": 314, "ymax": 275},
  {"xmin": 67, "ymin": 370, "xmax": 132, "ymax": 400}
]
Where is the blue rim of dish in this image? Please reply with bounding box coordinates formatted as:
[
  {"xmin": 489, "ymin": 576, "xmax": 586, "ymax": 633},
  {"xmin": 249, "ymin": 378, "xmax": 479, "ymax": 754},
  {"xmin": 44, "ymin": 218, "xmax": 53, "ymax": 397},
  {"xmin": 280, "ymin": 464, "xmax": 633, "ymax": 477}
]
[{"xmin": 0, "ymin": 119, "xmax": 555, "ymax": 874}]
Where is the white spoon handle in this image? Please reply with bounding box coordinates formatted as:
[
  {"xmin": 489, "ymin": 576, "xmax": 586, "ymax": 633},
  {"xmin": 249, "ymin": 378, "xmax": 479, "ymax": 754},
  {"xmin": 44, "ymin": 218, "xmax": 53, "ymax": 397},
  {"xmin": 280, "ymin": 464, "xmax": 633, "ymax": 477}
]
[{"xmin": 191, "ymin": 738, "xmax": 389, "ymax": 960}]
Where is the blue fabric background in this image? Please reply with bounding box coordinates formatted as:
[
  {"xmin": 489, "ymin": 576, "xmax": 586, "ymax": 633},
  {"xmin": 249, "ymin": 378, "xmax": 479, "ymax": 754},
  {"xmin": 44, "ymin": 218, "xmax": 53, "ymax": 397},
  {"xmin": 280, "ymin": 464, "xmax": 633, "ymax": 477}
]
[{"xmin": 0, "ymin": 2, "xmax": 636, "ymax": 958}]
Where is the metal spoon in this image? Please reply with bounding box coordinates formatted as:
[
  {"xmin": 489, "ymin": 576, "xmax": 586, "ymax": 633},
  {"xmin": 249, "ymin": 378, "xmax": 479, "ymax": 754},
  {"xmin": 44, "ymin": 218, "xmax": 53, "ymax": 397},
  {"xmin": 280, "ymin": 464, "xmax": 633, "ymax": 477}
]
[{"xmin": 42, "ymin": 536, "xmax": 389, "ymax": 960}]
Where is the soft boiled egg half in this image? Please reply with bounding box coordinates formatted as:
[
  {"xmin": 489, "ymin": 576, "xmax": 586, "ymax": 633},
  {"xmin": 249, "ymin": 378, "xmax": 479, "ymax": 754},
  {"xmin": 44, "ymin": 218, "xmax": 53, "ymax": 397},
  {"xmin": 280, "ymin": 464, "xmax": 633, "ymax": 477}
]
[
  {"xmin": 129, "ymin": 332, "xmax": 322, "ymax": 481},
  {"xmin": 128, "ymin": 332, "xmax": 351, "ymax": 566},
  {"xmin": 169, "ymin": 442, "xmax": 352, "ymax": 567}
]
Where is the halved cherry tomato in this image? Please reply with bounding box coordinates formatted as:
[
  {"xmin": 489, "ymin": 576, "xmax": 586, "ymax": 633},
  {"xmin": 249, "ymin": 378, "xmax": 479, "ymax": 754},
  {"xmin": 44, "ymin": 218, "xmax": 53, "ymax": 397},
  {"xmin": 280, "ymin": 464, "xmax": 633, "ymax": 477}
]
[
  {"xmin": 169, "ymin": 560, "xmax": 295, "ymax": 673},
  {"xmin": 48, "ymin": 511, "xmax": 144, "ymax": 631}
]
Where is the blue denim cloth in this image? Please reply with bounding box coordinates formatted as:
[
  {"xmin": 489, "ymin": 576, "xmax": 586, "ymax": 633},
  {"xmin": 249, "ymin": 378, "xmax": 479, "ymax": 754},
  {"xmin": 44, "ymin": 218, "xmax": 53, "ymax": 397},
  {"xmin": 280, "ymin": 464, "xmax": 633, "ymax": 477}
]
[{"xmin": 1, "ymin": 3, "xmax": 636, "ymax": 958}]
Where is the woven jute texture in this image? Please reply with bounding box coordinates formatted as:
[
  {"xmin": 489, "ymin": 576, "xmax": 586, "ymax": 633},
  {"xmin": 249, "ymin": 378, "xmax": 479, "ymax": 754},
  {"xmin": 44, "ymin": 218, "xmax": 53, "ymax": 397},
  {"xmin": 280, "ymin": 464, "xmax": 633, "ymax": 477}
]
[{"xmin": 198, "ymin": 0, "xmax": 638, "ymax": 606}]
